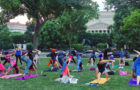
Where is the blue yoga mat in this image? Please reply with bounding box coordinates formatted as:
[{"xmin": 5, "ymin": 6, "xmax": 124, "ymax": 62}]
[{"xmin": 128, "ymin": 79, "xmax": 140, "ymax": 86}]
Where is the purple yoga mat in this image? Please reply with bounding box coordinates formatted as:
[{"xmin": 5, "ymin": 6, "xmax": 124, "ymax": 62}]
[
  {"xmin": 15, "ymin": 74, "xmax": 38, "ymax": 80},
  {"xmin": 0, "ymin": 72, "xmax": 5, "ymax": 75},
  {"xmin": 128, "ymin": 79, "xmax": 140, "ymax": 86},
  {"xmin": 90, "ymin": 68, "xmax": 95, "ymax": 71}
]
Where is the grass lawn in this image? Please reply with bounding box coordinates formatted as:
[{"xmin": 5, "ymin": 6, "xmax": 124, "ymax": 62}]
[{"xmin": 0, "ymin": 57, "xmax": 140, "ymax": 90}]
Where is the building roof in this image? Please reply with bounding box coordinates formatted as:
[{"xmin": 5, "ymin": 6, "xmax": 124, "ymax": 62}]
[
  {"xmin": 7, "ymin": 22, "xmax": 26, "ymax": 26},
  {"xmin": 88, "ymin": 22, "xmax": 109, "ymax": 30}
]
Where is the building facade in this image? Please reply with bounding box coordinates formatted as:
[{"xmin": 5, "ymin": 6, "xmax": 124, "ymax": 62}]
[
  {"xmin": 86, "ymin": 11, "xmax": 114, "ymax": 33},
  {"xmin": 7, "ymin": 22, "xmax": 27, "ymax": 33}
]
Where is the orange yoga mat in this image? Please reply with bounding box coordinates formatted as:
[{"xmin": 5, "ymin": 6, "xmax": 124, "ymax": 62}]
[{"xmin": 90, "ymin": 78, "xmax": 110, "ymax": 84}]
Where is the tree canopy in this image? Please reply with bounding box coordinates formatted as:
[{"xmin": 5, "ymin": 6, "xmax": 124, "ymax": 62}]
[
  {"xmin": 121, "ymin": 9, "xmax": 140, "ymax": 50},
  {"xmin": 105, "ymin": 0, "xmax": 140, "ymax": 49},
  {"xmin": 0, "ymin": 0, "xmax": 99, "ymax": 49}
]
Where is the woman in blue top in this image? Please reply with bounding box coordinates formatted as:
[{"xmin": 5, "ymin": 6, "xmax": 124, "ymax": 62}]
[{"xmin": 15, "ymin": 46, "xmax": 22, "ymax": 65}]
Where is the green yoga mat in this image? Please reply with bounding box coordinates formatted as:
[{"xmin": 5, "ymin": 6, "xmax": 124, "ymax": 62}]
[{"xmin": 110, "ymin": 65, "xmax": 119, "ymax": 68}]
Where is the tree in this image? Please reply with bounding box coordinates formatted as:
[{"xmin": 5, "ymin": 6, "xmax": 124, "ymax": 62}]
[
  {"xmin": 0, "ymin": 0, "xmax": 98, "ymax": 49},
  {"xmin": 12, "ymin": 35, "xmax": 25, "ymax": 44},
  {"xmin": 24, "ymin": 22, "xmax": 35, "ymax": 43},
  {"xmin": 121, "ymin": 9, "xmax": 140, "ymax": 50},
  {"xmin": 58, "ymin": 6, "xmax": 98, "ymax": 51},
  {"xmin": 39, "ymin": 19, "xmax": 68, "ymax": 49},
  {"xmin": 105, "ymin": 0, "xmax": 140, "ymax": 49},
  {"xmin": 0, "ymin": 24, "xmax": 13, "ymax": 49},
  {"xmin": 78, "ymin": 33, "xmax": 111, "ymax": 47},
  {"xmin": 39, "ymin": 6, "xmax": 98, "ymax": 50}
]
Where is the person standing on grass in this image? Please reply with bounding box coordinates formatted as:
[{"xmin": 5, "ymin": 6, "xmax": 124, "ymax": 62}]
[
  {"xmin": 15, "ymin": 46, "xmax": 22, "ymax": 65},
  {"xmin": 103, "ymin": 49, "xmax": 108, "ymax": 60},
  {"xmin": 133, "ymin": 50, "xmax": 140, "ymax": 86}
]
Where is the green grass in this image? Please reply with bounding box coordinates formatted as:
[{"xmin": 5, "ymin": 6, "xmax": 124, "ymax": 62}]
[{"xmin": 0, "ymin": 57, "xmax": 140, "ymax": 90}]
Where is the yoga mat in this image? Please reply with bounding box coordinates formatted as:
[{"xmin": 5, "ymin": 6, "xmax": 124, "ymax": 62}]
[
  {"xmin": 0, "ymin": 72, "xmax": 5, "ymax": 75},
  {"xmin": 119, "ymin": 70, "xmax": 130, "ymax": 76},
  {"xmin": 110, "ymin": 65, "xmax": 119, "ymax": 68},
  {"xmin": 15, "ymin": 74, "xmax": 37, "ymax": 80},
  {"xmin": 128, "ymin": 79, "xmax": 140, "ymax": 86},
  {"xmin": 90, "ymin": 68, "xmax": 95, "ymax": 71},
  {"xmin": 90, "ymin": 78, "xmax": 110, "ymax": 84},
  {"xmin": 0, "ymin": 73, "xmax": 22, "ymax": 79}
]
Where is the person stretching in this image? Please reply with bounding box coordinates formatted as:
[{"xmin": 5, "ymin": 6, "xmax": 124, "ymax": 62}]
[
  {"xmin": 21, "ymin": 53, "xmax": 33, "ymax": 76},
  {"xmin": 0, "ymin": 53, "xmax": 23, "ymax": 78},
  {"xmin": 96, "ymin": 58, "xmax": 114, "ymax": 84},
  {"xmin": 50, "ymin": 49, "xmax": 56, "ymax": 71}
]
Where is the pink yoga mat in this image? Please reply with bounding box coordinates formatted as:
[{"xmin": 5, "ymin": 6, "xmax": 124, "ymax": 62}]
[
  {"xmin": 119, "ymin": 70, "xmax": 127, "ymax": 75},
  {"xmin": 0, "ymin": 73, "xmax": 22, "ymax": 79},
  {"xmin": 15, "ymin": 74, "xmax": 38, "ymax": 80},
  {"xmin": 0, "ymin": 72, "xmax": 5, "ymax": 75}
]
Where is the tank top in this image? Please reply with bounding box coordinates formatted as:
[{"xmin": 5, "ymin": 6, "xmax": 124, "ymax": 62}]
[{"xmin": 16, "ymin": 49, "xmax": 21, "ymax": 55}]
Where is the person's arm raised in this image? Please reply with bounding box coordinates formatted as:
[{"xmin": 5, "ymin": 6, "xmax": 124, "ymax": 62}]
[
  {"xmin": 97, "ymin": 49, "xmax": 101, "ymax": 52},
  {"xmin": 100, "ymin": 60, "xmax": 115, "ymax": 64},
  {"xmin": 134, "ymin": 49, "xmax": 140, "ymax": 55}
]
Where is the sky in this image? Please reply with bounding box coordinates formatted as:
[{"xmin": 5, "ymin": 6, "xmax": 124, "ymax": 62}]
[{"xmin": 3, "ymin": 0, "xmax": 106, "ymax": 24}]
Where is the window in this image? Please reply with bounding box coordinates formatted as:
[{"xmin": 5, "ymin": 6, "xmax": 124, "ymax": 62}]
[{"xmin": 107, "ymin": 30, "xmax": 110, "ymax": 33}]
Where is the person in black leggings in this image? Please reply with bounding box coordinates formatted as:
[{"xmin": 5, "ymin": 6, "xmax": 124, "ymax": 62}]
[
  {"xmin": 96, "ymin": 59, "xmax": 114, "ymax": 84},
  {"xmin": 15, "ymin": 46, "xmax": 22, "ymax": 65}
]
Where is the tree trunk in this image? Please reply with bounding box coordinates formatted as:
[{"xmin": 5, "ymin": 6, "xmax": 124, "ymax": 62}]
[{"xmin": 33, "ymin": 20, "xmax": 41, "ymax": 49}]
